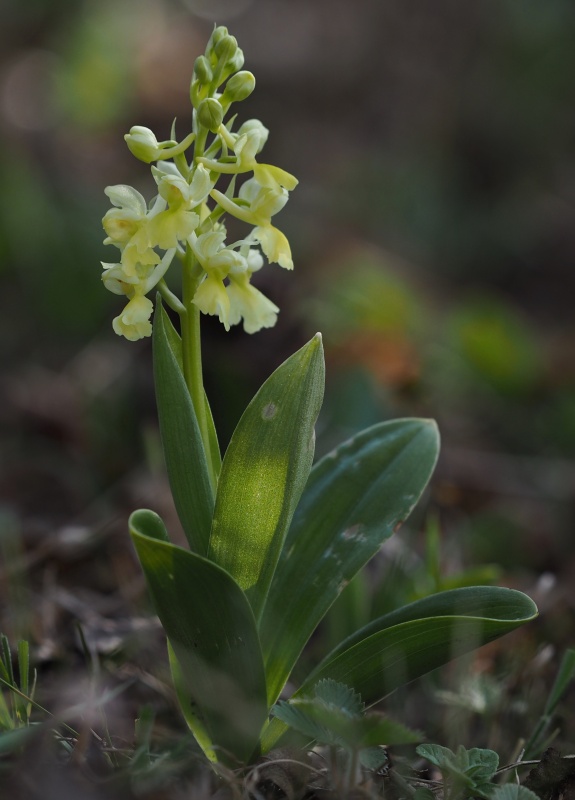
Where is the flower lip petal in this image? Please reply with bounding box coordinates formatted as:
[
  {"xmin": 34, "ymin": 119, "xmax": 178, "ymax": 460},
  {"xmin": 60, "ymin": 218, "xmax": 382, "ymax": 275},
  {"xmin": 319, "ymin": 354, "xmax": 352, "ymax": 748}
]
[
  {"xmin": 112, "ymin": 295, "xmax": 154, "ymax": 341},
  {"xmin": 227, "ymin": 273, "xmax": 279, "ymax": 333}
]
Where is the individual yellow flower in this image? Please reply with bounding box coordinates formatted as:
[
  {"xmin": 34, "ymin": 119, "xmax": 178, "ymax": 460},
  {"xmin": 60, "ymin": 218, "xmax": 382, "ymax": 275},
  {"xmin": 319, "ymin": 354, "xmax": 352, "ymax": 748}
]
[
  {"xmin": 147, "ymin": 163, "xmax": 213, "ymax": 249},
  {"xmin": 192, "ymin": 274, "xmax": 232, "ymax": 329},
  {"xmin": 190, "ymin": 230, "xmax": 247, "ymax": 273},
  {"xmin": 251, "ymin": 225, "xmax": 292, "ymax": 270},
  {"xmin": 101, "ymin": 262, "xmax": 142, "ymax": 296},
  {"xmin": 112, "ymin": 295, "xmax": 154, "ymax": 341},
  {"xmin": 199, "ymin": 119, "xmax": 298, "ymax": 199},
  {"xmin": 101, "ymin": 248, "xmax": 176, "ymax": 299},
  {"xmin": 211, "ymin": 177, "xmax": 294, "ymax": 270},
  {"xmin": 102, "ymin": 185, "xmax": 148, "ymax": 246},
  {"xmin": 189, "ymin": 231, "xmax": 248, "ymax": 329},
  {"xmin": 103, "ymin": 186, "xmax": 164, "ymax": 277}
]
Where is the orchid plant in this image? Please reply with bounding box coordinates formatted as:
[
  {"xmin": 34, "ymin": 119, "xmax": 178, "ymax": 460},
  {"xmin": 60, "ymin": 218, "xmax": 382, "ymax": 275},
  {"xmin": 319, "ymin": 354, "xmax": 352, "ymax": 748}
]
[{"xmin": 101, "ymin": 27, "xmax": 537, "ymax": 769}]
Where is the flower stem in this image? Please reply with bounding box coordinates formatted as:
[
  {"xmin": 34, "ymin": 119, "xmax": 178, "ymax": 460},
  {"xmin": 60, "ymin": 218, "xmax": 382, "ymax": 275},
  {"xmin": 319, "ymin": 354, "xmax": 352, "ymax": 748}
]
[{"xmin": 180, "ymin": 244, "xmax": 216, "ymax": 492}]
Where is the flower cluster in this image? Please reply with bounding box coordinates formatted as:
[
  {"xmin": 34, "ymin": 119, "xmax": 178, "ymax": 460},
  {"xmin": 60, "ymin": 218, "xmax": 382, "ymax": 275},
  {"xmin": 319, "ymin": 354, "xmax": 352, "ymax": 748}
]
[{"xmin": 101, "ymin": 27, "xmax": 297, "ymax": 340}]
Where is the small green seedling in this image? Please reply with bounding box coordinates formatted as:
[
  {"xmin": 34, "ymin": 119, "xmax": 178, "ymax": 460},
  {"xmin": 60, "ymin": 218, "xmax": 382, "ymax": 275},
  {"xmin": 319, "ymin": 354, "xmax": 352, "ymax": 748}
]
[{"xmin": 99, "ymin": 25, "xmax": 538, "ymax": 768}]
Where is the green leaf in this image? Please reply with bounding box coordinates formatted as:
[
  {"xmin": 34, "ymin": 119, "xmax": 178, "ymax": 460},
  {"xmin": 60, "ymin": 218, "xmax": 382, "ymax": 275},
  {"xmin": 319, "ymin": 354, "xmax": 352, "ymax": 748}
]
[
  {"xmin": 490, "ymin": 787, "xmax": 540, "ymax": 800},
  {"xmin": 273, "ymin": 694, "xmax": 420, "ymax": 750},
  {"xmin": 360, "ymin": 746, "xmax": 388, "ymax": 771},
  {"xmin": 316, "ymin": 586, "xmax": 537, "ymax": 669},
  {"xmin": 0, "ymin": 725, "xmax": 39, "ymax": 755},
  {"xmin": 417, "ymin": 744, "xmax": 499, "ymax": 783},
  {"xmin": 17, "ymin": 641, "xmax": 29, "ymax": 699},
  {"xmin": 260, "ymin": 418, "xmax": 440, "ymax": 705},
  {"xmin": 272, "ymin": 698, "xmax": 338, "ymax": 747},
  {"xmin": 305, "ymin": 587, "xmax": 537, "ymax": 700},
  {"xmin": 417, "ymin": 744, "xmax": 499, "ymax": 799},
  {"xmin": 160, "ymin": 304, "xmax": 221, "ymax": 484},
  {"xmin": 356, "ymin": 713, "xmax": 421, "ymax": 748},
  {"xmin": 545, "ymin": 648, "xmax": 575, "ymax": 715},
  {"xmin": 0, "ymin": 635, "xmax": 13, "ymax": 686},
  {"xmin": 130, "ymin": 510, "xmax": 268, "ymax": 766},
  {"xmin": 208, "ymin": 335, "xmax": 325, "ymax": 621},
  {"xmin": 153, "ymin": 301, "xmax": 215, "ymax": 554},
  {"xmin": 262, "ymin": 587, "xmax": 536, "ymax": 752},
  {"xmin": 414, "ymin": 789, "xmax": 436, "ymax": 800},
  {"xmin": 314, "ymin": 679, "xmax": 363, "ymax": 716}
]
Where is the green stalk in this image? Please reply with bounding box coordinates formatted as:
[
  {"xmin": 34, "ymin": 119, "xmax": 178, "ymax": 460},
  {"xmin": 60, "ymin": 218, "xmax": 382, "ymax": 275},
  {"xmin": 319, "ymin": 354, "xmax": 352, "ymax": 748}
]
[{"xmin": 179, "ymin": 244, "xmax": 216, "ymax": 492}]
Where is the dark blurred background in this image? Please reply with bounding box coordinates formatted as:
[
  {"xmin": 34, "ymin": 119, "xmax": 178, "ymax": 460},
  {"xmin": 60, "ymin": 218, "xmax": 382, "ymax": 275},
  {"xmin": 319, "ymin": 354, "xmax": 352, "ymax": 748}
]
[{"xmin": 1, "ymin": 0, "xmax": 574, "ymax": 709}]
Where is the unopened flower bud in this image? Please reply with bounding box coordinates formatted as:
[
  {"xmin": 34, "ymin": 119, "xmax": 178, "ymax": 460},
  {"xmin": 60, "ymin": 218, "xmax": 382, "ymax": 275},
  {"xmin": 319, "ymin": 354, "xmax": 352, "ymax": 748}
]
[
  {"xmin": 197, "ymin": 97, "xmax": 224, "ymax": 133},
  {"xmin": 222, "ymin": 71, "xmax": 256, "ymax": 104},
  {"xmin": 190, "ymin": 79, "xmax": 205, "ymax": 108},
  {"xmin": 207, "ymin": 25, "xmax": 228, "ymax": 53},
  {"xmin": 214, "ymin": 34, "xmax": 238, "ymax": 65},
  {"xmin": 194, "ymin": 55, "xmax": 212, "ymax": 85},
  {"xmin": 220, "ymin": 48, "xmax": 245, "ymax": 83},
  {"xmin": 124, "ymin": 126, "xmax": 161, "ymax": 163},
  {"xmin": 238, "ymin": 119, "xmax": 269, "ymax": 153}
]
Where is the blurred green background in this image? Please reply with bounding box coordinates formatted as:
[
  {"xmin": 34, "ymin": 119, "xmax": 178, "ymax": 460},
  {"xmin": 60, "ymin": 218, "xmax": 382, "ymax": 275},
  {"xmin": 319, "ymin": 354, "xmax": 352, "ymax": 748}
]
[{"xmin": 1, "ymin": 0, "xmax": 574, "ymax": 659}]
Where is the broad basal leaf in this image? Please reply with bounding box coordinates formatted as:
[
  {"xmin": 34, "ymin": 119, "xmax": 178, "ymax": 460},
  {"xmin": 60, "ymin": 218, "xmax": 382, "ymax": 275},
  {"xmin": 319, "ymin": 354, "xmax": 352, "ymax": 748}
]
[
  {"xmin": 208, "ymin": 334, "xmax": 325, "ymax": 621},
  {"xmin": 153, "ymin": 302, "xmax": 215, "ymax": 554},
  {"xmin": 259, "ymin": 418, "xmax": 440, "ymax": 706},
  {"xmin": 130, "ymin": 509, "xmax": 268, "ymax": 766},
  {"xmin": 262, "ymin": 587, "xmax": 537, "ymax": 752},
  {"xmin": 304, "ymin": 586, "xmax": 537, "ymax": 701}
]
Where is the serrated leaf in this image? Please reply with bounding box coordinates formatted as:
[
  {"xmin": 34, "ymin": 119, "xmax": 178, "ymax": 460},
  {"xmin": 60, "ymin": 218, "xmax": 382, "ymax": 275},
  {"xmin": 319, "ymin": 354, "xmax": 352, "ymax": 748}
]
[
  {"xmin": 208, "ymin": 335, "xmax": 325, "ymax": 620},
  {"xmin": 260, "ymin": 418, "xmax": 440, "ymax": 705},
  {"xmin": 273, "ymin": 697, "xmax": 419, "ymax": 751},
  {"xmin": 153, "ymin": 301, "xmax": 215, "ymax": 553},
  {"xmin": 314, "ymin": 679, "xmax": 363, "ymax": 716},
  {"xmin": 354, "ymin": 713, "xmax": 422, "ymax": 748},
  {"xmin": 262, "ymin": 587, "xmax": 537, "ymax": 753},
  {"xmin": 360, "ymin": 746, "xmax": 388, "ymax": 771},
  {"xmin": 130, "ymin": 510, "xmax": 268, "ymax": 766},
  {"xmin": 272, "ymin": 699, "xmax": 336, "ymax": 747}
]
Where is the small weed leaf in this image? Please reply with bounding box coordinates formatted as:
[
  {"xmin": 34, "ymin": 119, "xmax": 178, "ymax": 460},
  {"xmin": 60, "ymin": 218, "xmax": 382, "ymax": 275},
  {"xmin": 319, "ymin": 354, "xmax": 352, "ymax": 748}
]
[
  {"xmin": 490, "ymin": 787, "xmax": 541, "ymax": 800},
  {"xmin": 313, "ymin": 678, "xmax": 364, "ymax": 716},
  {"xmin": 417, "ymin": 744, "xmax": 499, "ymax": 799},
  {"xmin": 273, "ymin": 680, "xmax": 421, "ymax": 751},
  {"xmin": 273, "ymin": 698, "xmax": 335, "ymax": 747},
  {"xmin": 359, "ymin": 746, "xmax": 389, "ymax": 771}
]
